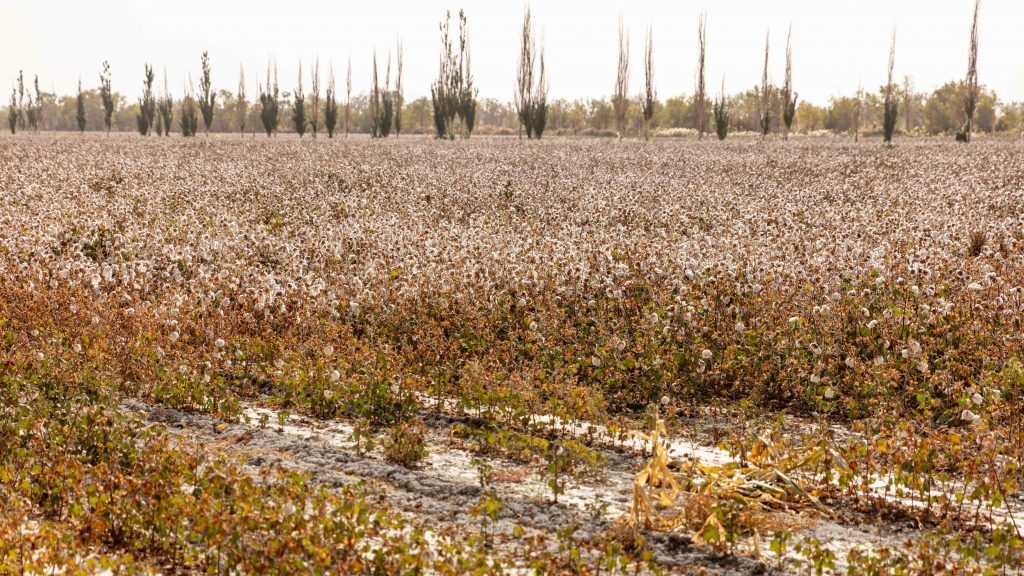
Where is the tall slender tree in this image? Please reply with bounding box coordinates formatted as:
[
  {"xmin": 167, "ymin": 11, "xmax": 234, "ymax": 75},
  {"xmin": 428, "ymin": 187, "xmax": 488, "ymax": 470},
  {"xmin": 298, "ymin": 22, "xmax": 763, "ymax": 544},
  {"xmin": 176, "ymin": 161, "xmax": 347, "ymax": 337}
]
[
  {"xmin": 695, "ymin": 12, "xmax": 707, "ymax": 140},
  {"xmin": 515, "ymin": 5, "xmax": 535, "ymax": 139},
  {"xmin": 431, "ymin": 11, "xmax": 455, "ymax": 139},
  {"xmin": 138, "ymin": 64, "xmax": 156, "ymax": 136},
  {"xmin": 7, "ymin": 87, "xmax": 17, "ymax": 135},
  {"xmin": 381, "ymin": 55, "xmax": 394, "ymax": 138},
  {"xmin": 395, "ymin": 42, "xmax": 404, "ymax": 137},
  {"xmin": 16, "ymin": 71, "xmax": 25, "ymax": 132},
  {"xmin": 853, "ymin": 85, "xmax": 863, "ymax": 142},
  {"xmin": 157, "ymin": 68, "xmax": 173, "ymax": 137},
  {"xmin": 532, "ymin": 46, "xmax": 549, "ymax": 139},
  {"xmin": 457, "ymin": 11, "xmax": 477, "ymax": 137},
  {"xmin": 641, "ymin": 25, "xmax": 656, "ymax": 140},
  {"xmin": 324, "ymin": 64, "xmax": 338, "ymax": 138},
  {"xmin": 781, "ymin": 26, "xmax": 797, "ymax": 139},
  {"xmin": 345, "ymin": 56, "xmax": 352, "ymax": 138},
  {"xmin": 181, "ymin": 76, "xmax": 198, "ymax": 137},
  {"xmin": 259, "ymin": 60, "xmax": 280, "ymax": 137},
  {"xmin": 613, "ymin": 17, "xmax": 630, "ymax": 139},
  {"xmin": 310, "ymin": 56, "xmax": 320, "ymax": 138},
  {"xmin": 29, "ymin": 75, "xmax": 42, "ymax": 132},
  {"xmin": 713, "ymin": 78, "xmax": 730, "ymax": 140},
  {"xmin": 882, "ymin": 31, "xmax": 899, "ymax": 143},
  {"xmin": 198, "ymin": 51, "xmax": 215, "ymax": 135},
  {"xmin": 759, "ymin": 32, "xmax": 772, "ymax": 138},
  {"xmin": 293, "ymin": 61, "xmax": 307, "ymax": 137},
  {"xmin": 236, "ymin": 65, "xmax": 248, "ymax": 136},
  {"xmin": 902, "ymin": 76, "xmax": 914, "ymax": 134},
  {"xmin": 76, "ymin": 78, "xmax": 87, "ymax": 133},
  {"xmin": 100, "ymin": 62, "xmax": 114, "ymax": 135},
  {"xmin": 962, "ymin": 0, "xmax": 980, "ymax": 142},
  {"xmin": 370, "ymin": 51, "xmax": 381, "ymax": 137}
]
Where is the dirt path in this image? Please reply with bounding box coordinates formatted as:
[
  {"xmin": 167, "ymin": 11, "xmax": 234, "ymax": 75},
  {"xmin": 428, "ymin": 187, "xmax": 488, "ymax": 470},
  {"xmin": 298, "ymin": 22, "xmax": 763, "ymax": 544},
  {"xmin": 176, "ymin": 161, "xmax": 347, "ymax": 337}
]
[{"xmin": 123, "ymin": 399, "xmax": 784, "ymax": 574}]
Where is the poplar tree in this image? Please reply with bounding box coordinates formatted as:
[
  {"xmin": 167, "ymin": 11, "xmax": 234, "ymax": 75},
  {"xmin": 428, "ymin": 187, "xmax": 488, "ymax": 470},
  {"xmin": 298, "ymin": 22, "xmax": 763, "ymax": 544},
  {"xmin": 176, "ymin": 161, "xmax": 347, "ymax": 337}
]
[
  {"xmin": 198, "ymin": 52, "xmax": 215, "ymax": 135},
  {"xmin": 137, "ymin": 64, "xmax": 156, "ymax": 135},
  {"xmin": 100, "ymin": 62, "xmax": 114, "ymax": 135},
  {"xmin": 293, "ymin": 61, "xmax": 307, "ymax": 137},
  {"xmin": 76, "ymin": 79, "xmax": 87, "ymax": 133},
  {"xmin": 324, "ymin": 64, "xmax": 338, "ymax": 138}
]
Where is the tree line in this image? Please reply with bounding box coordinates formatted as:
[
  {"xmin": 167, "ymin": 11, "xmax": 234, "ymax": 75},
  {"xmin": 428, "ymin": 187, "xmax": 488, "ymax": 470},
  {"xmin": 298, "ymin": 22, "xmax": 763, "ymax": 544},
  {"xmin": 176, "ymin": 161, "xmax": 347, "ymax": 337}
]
[{"xmin": 6, "ymin": 0, "xmax": 1015, "ymax": 140}]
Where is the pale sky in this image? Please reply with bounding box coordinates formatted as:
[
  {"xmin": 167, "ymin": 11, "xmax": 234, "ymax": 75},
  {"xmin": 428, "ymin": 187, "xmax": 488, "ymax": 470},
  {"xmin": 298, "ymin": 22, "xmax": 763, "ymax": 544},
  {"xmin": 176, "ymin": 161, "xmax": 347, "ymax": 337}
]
[{"xmin": 3, "ymin": 0, "xmax": 1023, "ymax": 106}]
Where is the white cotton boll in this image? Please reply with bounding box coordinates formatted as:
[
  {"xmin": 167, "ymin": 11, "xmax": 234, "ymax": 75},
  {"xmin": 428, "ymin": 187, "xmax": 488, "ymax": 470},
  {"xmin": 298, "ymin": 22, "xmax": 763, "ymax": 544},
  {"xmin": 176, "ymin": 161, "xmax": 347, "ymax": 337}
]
[
  {"xmin": 274, "ymin": 359, "xmax": 285, "ymax": 369},
  {"xmin": 735, "ymin": 321, "xmax": 745, "ymax": 332},
  {"xmin": 323, "ymin": 345, "xmax": 334, "ymax": 356},
  {"xmin": 529, "ymin": 321, "xmax": 538, "ymax": 331},
  {"xmin": 591, "ymin": 356, "xmax": 602, "ymax": 367},
  {"xmin": 968, "ymin": 283, "xmax": 982, "ymax": 291},
  {"xmin": 845, "ymin": 357, "xmax": 855, "ymax": 368},
  {"xmin": 916, "ymin": 361, "xmax": 928, "ymax": 373},
  {"xmin": 867, "ymin": 319, "xmax": 878, "ymax": 330},
  {"xmin": 701, "ymin": 349, "xmax": 713, "ymax": 360},
  {"xmin": 281, "ymin": 502, "xmax": 296, "ymax": 516},
  {"xmin": 169, "ymin": 331, "xmax": 179, "ymax": 343},
  {"xmin": 960, "ymin": 409, "xmax": 981, "ymax": 424},
  {"xmin": 73, "ymin": 342, "xmax": 82, "ymax": 353},
  {"xmin": 214, "ymin": 338, "xmax": 225, "ymax": 349},
  {"xmin": 971, "ymin": 393, "xmax": 983, "ymax": 406},
  {"xmin": 330, "ymin": 370, "xmax": 340, "ymax": 382},
  {"xmin": 823, "ymin": 387, "xmax": 836, "ymax": 400},
  {"xmin": 874, "ymin": 355, "xmax": 884, "ymax": 366},
  {"xmin": 788, "ymin": 316, "xmax": 799, "ymax": 324},
  {"xmin": 810, "ymin": 374, "xmax": 821, "ymax": 384}
]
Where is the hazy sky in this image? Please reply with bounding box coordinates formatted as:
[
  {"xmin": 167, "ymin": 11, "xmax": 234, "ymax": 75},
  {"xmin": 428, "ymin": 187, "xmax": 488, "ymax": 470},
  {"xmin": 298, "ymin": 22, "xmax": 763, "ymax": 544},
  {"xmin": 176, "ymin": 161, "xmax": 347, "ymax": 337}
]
[{"xmin": 4, "ymin": 0, "xmax": 1023, "ymax": 106}]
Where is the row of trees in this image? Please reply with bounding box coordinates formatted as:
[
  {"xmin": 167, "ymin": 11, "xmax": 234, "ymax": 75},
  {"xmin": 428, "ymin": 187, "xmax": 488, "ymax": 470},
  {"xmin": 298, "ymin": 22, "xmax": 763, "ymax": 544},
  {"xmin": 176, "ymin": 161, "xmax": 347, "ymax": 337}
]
[
  {"xmin": 7, "ymin": 81, "xmax": 1015, "ymax": 138},
  {"xmin": 4, "ymin": 2, "xmax": 1004, "ymax": 141}
]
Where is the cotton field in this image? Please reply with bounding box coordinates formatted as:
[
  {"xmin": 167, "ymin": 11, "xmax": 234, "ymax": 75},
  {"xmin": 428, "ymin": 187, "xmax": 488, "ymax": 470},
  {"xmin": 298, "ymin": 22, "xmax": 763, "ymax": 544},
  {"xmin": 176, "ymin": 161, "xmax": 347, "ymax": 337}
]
[{"xmin": 3, "ymin": 134, "xmax": 1024, "ymax": 574}]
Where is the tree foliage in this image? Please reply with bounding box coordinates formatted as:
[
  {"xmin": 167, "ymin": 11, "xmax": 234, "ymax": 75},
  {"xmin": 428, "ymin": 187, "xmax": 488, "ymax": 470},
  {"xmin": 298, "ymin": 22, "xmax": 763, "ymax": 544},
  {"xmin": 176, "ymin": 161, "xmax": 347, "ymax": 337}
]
[
  {"xmin": 514, "ymin": 6, "xmax": 548, "ymax": 140},
  {"xmin": 180, "ymin": 77, "xmax": 198, "ymax": 137},
  {"xmin": 713, "ymin": 80, "xmax": 730, "ymax": 140},
  {"xmin": 759, "ymin": 32, "xmax": 772, "ymax": 138},
  {"xmin": 293, "ymin": 61, "xmax": 307, "ymax": 137},
  {"xmin": 199, "ymin": 52, "xmax": 215, "ymax": 134},
  {"xmin": 882, "ymin": 32, "xmax": 899, "ymax": 143},
  {"xmin": 781, "ymin": 26, "xmax": 797, "ymax": 139},
  {"xmin": 962, "ymin": 0, "xmax": 980, "ymax": 142},
  {"xmin": 236, "ymin": 66, "xmax": 248, "ymax": 136},
  {"xmin": 431, "ymin": 10, "xmax": 477, "ymax": 139},
  {"xmin": 695, "ymin": 13, "xmax": 707, "ymax": 140},
  {"xmin": 324, "ymin": 64, "xmax": 338, "ymax": 138},
  {"xmin": 137, "ymin": 64, "xmax": 156, "ymax": 136},
  {"xmin": 100, "ymin": 62, "xmax": 114, "ymax": 134},
  {"xmin": 76, "ymin": 79, "xmax": 87, "ymax": 133},
  {"xmin": 259, "ymin": 61, "xmax": 279, "ymax": 137},
  {"xmin": 157, "ymin": 69, "xmax": 173, "ymax": 137},
  {"xmin": 641, "ymin": 26, "xmax": 656, "ymax": 140},
  {"xmin": 613, "ymin": 17, "xmax": 630, "ymax": 138}
]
